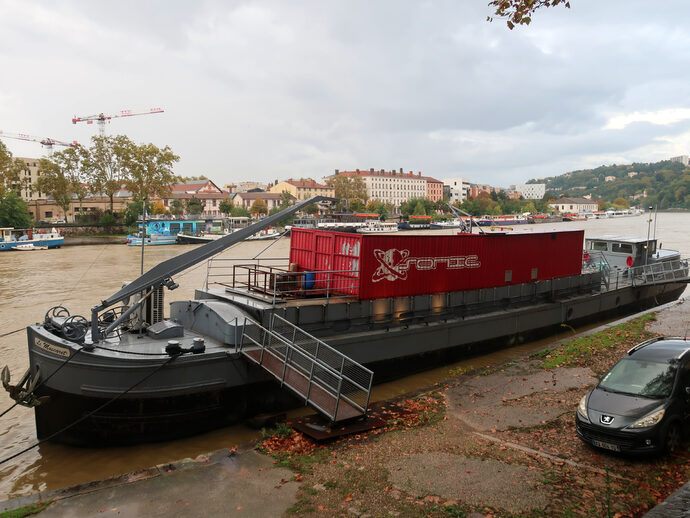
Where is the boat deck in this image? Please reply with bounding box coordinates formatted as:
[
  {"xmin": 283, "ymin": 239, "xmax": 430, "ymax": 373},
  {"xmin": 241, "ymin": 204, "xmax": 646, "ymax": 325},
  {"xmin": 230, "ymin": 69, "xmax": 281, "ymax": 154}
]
[{"xmin": 205, "ymin": 286, "xmax": 356, "ymax": 308}]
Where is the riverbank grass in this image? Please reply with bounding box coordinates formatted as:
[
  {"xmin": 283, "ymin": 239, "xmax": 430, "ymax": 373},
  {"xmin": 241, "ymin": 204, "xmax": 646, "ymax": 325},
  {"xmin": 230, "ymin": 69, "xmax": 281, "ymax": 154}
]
[
  {"xmin": 0, "ymin": 502, "xmax": 51, "ymax": 518},
  {"xmin": 531, "ymin": 313, "xmax": 656, "ymax": 371}
]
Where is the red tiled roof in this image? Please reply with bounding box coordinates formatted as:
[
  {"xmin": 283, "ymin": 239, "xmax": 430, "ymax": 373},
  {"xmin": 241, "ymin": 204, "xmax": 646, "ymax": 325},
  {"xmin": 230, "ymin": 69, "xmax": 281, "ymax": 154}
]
[
  {"xmin": 164, "ymin": 192, "xmax": 231, "ymax": 200},
  {"xmin": 171, "ymin": 182, "xmax": 207, "ymax": 191}
]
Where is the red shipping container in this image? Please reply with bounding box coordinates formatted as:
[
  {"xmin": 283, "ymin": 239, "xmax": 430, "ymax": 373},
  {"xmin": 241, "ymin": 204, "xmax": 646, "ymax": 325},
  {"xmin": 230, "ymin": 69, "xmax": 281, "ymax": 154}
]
[{"xmin": 289, "ymin": 228, "xmax": 584, "ymax": 300}]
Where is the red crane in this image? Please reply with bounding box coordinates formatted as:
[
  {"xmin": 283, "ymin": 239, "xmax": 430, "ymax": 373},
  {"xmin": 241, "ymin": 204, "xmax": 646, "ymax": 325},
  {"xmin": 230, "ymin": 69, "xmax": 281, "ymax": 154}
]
[
  {"xmin": 72, "ymin": 107, "xmax": 164, "ymax": 135},
  {"xmin": 0, "ymin": 130, "xmax": 78, "ymax": 151}
]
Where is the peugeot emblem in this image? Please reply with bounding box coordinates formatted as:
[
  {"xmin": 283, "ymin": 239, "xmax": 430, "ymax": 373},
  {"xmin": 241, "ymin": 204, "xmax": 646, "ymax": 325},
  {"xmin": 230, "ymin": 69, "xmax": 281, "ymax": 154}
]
[{"xmin": 600, "ymin": 415, "xmax": 615, "ymax": 425}]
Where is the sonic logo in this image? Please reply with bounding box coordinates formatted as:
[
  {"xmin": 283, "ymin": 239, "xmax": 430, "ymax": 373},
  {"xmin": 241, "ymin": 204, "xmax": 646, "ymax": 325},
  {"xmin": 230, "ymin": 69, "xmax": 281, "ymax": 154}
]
[{"xmin": 372, "ymin": 248, "xmax": 481, "ymax": 282}]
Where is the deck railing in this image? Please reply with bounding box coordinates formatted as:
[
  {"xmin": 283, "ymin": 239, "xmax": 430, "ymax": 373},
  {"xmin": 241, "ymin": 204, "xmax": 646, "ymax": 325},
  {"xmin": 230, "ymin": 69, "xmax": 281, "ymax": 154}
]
[
  {"xmin": 583, "ymin": 252, "xmax": 690, "ymax": 292},
  {"xmin": 206, "ymin": 257, "xmax": 360, "ymax": 303},
  {"xmin": 205, "ymin": 257, "xmax": 288, "ymax": 291}
]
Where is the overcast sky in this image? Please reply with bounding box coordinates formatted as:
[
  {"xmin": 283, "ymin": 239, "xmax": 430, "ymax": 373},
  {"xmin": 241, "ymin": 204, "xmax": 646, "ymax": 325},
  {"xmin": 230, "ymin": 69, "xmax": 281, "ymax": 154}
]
[{"xmin": 2, "ymin": 0, "xmax": 690, "ymax": 188}]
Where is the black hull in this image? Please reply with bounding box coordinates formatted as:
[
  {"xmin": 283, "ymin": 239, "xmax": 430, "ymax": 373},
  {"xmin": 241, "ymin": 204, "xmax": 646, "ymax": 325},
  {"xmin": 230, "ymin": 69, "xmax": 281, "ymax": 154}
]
[
  {"xmin": 29, "ymin": 281, "xmax": 687, "ymax": 446},
  {"xmin": 34, "ymin": 381, "xmax": 303, "ymax": 447},
  {"xmin": 175, "ymin": 235, "xmax": 216, "ymax": 245}
]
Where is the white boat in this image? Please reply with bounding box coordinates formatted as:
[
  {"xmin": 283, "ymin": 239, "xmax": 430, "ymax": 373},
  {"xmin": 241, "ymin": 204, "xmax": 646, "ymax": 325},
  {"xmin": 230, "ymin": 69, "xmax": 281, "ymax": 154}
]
[
  {"xmin": 15, "ymin": 243, "xmax": 48, "ymax": 251},
  {"xmin": 246, "ymin": 228, "xmax": 282, "ymax": 240},
  {"xmin": 430, "ymin": 218, "xmax": 465, "ymax": 229},
  {"xmin": 356, "ymin": 221, "xmax": 399, "ymax": 234}
]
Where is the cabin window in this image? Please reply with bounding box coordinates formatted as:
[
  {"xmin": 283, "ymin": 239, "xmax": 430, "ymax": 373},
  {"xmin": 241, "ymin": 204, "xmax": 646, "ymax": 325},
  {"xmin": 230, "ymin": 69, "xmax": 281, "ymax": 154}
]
[
  {"xmin": 589, "ymin": 241, "xmax": 608, "ymax": 251},
  {"xmin": 611, "ymin": 243, "xmax": 633, "ymax": 254},
  {"xmin": 169, "ymin": 223, "xmax": 180, "ymax": 233}
]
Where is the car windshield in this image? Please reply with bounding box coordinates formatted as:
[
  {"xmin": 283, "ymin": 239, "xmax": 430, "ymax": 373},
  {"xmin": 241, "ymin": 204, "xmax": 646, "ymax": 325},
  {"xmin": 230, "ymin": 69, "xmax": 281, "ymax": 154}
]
[{"xmin": 599, "ymin": 358, "xmax": 677, "ymax": 398}]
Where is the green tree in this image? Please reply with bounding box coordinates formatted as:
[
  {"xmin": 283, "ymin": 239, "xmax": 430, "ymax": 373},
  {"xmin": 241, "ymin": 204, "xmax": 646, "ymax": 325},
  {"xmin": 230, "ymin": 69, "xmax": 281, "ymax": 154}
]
[
  {"xmin": 120, "ymin": 139, "xmax": 180, "ymax": 203},
  {"xmin": 186, "ymin": 197, "xmax": 203, "ymax": 215},
  {"xmin": 219, "ymin": 199, "xmax": 234, "ymax": 215},
  {"xmin": 303, "ymin": 203, "xmax": 320, "ymax": 215},
  {"xmin": 327, "ymin": 175, "xmax": 368, "ymax": 209},
  {"xmin": 169, "ymin": 199, "xmax": 184, "ymax": 217},
  {"xmin": 365, "ymin": 200, "xmax": 392, "ymax": 219},
  {"xmin": 179, "ymin": 175, "xmax": 208, "ymax": 182},
  {"xmin": 231, "ymin": 205, "xmax": 250, "ymax": 218},
  {"xmin": 269, "ymin": 191, "xmax": 298, "ymax": 224},
  {"xmin": 280, "ymin": 190, "xmax": 295, "ymax": 207},
  {"xmin": 399, "ymin": 197, "xmax": 434, "ymax": 216},
  {"xmin": 99, "ymin": 211, "xmax": 117, "ymax": 229},
  {"xmin": 0, "ymin": 141, "xmax": 27, "ymax": 197},
  {"xmin": 412, "ymin": 201, "xmax": 427, "ymax": 216},
  {"xmin": 124, "ymin": 200, "xmax": 153, "ymax": 226},
  {"xmin": 612, "ymin": 197, "xmax": 630, "ymax": 209},
  {"xmin": 0, "ymin": 191, "xmax": 32, "ymax": 228},
  {"xmin": 53, "ymin": 147, "xmax": 87, "ymax": 216},
  {"xmin": 523, "ymin": 201, "xmax": 537, "ymax": 214},
  {"xmin": 79, "ymin": 135, "xmax": 129, "ymax": 213},
  {"xmin": 36, "ymin": 157, "xmax": 75, "ymax": 221},
  {"xmin": 249, "ymin": 198, "xmax": 268, "ymax": 216},
  {"xmin": 349, "ymin": 199, "xmax": 366, "ymax": 212},
  {"xmin": 152, "ymin": 199, "xmax": 167, "ymax": 215}
]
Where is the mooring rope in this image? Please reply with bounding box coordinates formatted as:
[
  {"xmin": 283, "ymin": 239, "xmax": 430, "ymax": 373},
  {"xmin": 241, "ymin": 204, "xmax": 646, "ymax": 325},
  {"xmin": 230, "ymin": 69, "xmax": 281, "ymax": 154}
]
[{"xmin": 0, "ymin": 328, "xmax": 23, "ymax": 339}]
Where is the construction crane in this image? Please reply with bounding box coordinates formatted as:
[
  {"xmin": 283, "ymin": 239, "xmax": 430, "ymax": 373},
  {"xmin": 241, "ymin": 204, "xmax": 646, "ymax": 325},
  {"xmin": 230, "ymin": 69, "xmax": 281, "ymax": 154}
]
[
  {"xmin": 0, "ymin": 130, "xmax": 78, "ymax": 153},
  {"xmin": 72, "ymin": 107, "xmax": 164, "ymax": 136}
]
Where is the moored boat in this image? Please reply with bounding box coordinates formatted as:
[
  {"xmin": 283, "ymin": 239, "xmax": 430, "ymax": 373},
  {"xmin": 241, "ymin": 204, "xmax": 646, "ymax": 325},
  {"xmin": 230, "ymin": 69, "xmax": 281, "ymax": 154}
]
[
  {"xmin": 127, "ymin": 218, "xmax": 224, "ymax": 246},
  {"xmin": 6, "ymin": 196, "xmax": 690, "ymax": 447},
  {"xmin": 246, "ymin": 227, "xmax": 282, "ymax": 240},
  {"xmin": 357, "ymin": 221, "xmax": 399, "ymax": 233},
  {"xmin": 528, "ymin": 214, "xmax": 563, "ymax": 224},
  {"xmin": 15, "ymin": 243, "xmax": 49, "ymax": 251},
  {"xmin": 429, "ymin": 217, "xmax": 465, "ymax": 229},
  {"xmin": 398, "ymin": 215, "xmax": 432, "ymax": 230},
  {"xmin": 0, "ymin": 228, "xmax": 63, "ymax": 251}
]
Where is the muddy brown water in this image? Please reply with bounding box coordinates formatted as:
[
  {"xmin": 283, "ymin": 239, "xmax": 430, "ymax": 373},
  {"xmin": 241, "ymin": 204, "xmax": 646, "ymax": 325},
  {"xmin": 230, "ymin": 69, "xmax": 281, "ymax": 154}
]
[{"xmin": 1, "ymin": 214, "xmax": 689, "ymax": 499}]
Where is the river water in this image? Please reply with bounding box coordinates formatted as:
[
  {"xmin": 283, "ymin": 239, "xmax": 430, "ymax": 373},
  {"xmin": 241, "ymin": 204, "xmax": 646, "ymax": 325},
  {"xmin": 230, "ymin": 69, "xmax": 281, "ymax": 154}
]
[{"xmin": 1, "ymin": 213, "xmax": 689, "ymax": 499}]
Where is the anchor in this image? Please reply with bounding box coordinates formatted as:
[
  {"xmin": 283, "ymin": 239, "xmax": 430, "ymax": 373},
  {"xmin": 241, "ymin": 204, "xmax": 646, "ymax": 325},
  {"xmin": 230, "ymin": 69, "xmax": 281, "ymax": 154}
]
[{"xmin": 1, "ymin": 365, "xmax": 50, "ymax": 407}]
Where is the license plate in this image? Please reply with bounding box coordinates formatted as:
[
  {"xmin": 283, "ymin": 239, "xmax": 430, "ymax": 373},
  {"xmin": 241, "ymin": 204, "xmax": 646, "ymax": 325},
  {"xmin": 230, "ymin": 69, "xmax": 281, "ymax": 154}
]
[{"xmin": 593, "ymin": 439, "xmax": 620, "ymax": 452}]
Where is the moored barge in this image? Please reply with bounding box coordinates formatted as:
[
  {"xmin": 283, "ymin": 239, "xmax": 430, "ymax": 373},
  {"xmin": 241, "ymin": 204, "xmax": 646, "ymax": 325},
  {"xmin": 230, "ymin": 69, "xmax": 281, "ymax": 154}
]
[{"xmin": 6, "ymin": 196, "xmax": 690, "ymax": 446}]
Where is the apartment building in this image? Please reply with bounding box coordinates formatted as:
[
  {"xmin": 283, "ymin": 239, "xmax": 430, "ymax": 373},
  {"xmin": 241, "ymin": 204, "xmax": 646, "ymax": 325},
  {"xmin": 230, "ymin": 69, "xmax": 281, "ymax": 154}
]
[
  {"xmin": 269, "ymin": 178, "xmax": 334, "ymax": 201},
  {"xmin": 443, "ymin": 177, "xmax": 471, "ymax": 203},
  {"xmin": 334, "ymin": 168, "xmax": 430, "ymax": 208}
]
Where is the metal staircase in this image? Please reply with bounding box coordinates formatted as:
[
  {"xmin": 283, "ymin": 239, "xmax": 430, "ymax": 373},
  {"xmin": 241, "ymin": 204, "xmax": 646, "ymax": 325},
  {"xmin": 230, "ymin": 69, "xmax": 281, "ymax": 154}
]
[{"xmin": 238, "ymin": 314, "xmax": 373, "ymax": 423}]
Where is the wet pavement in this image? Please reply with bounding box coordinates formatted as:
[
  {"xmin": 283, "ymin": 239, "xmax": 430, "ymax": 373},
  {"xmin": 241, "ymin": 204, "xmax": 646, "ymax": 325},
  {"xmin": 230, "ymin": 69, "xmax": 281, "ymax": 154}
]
[{"xmin": 0, "ymin": 446, "xmax": 300, "ymax": 518}]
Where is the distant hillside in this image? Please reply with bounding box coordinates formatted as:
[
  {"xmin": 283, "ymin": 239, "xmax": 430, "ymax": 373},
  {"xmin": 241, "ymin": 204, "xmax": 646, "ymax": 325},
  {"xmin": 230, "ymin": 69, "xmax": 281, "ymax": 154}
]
[{"xmin": 528, "ymin": 160, "xmax": 690, "ymax": 209}]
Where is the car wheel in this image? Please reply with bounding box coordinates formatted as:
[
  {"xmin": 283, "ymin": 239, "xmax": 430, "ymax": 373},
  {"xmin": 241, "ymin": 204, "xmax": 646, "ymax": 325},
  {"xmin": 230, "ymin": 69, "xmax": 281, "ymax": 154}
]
[{"xmin": 664, "ymin": 422, "xmax": 682, "ymax": 454}]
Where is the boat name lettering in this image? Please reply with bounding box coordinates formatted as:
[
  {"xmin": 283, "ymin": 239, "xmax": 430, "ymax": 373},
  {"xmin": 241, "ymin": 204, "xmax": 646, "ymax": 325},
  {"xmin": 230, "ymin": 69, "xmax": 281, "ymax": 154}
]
[
  {"xmin": 372, "ymin": 248, "xmax": 480, "ymax": 282},
  {"xmin": 34, "ymin": 338, "xmax": 70, "ymax": 358}
]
